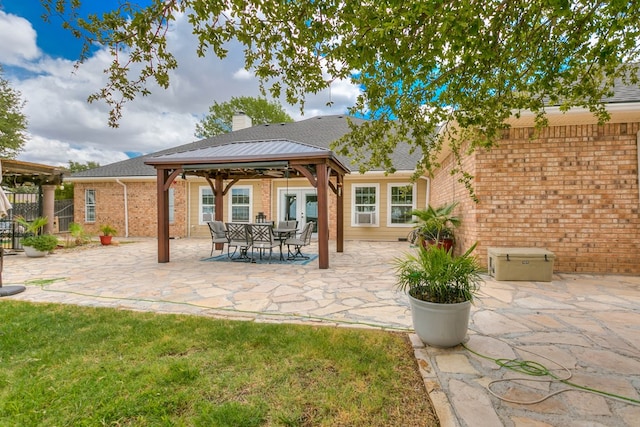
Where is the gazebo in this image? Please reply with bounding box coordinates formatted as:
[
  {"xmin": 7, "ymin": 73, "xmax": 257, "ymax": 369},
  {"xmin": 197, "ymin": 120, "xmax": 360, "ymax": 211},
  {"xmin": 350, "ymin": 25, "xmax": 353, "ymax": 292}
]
[{"xmin": 145, "ymin": 139, "xmax": 350, "ymax": 269}]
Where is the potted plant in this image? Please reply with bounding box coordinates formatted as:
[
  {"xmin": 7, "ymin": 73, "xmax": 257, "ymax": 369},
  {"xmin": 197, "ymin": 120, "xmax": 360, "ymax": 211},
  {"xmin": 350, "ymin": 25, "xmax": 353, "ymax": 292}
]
[
  {"xmin": 408, "ymin": 201, "xmax": 461, "ymax": 253},
  {"xmin": 68, "ymin": 222, "xmax": 92, "ymax": 247},
  {"xmin": 99, "ymin": 224, "xmax": 117, "ymax": 245},
  {"xmin": 395, "ymin": 242, "xmax": 484, "ymax": 347},
  {"xmin": 16, "ymin": 216, "xmax": 59, "ymax": 257}
]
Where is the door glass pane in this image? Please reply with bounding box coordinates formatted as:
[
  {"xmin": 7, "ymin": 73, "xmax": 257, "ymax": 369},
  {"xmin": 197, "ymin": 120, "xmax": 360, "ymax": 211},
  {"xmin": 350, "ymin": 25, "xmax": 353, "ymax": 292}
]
[
  {"xmin": 285, "ymin": 194, "xmax": 297, "ymax": 221},
  {"xmin": 304, "ymin": 194, "xmax": 318, "ymax": 232}
]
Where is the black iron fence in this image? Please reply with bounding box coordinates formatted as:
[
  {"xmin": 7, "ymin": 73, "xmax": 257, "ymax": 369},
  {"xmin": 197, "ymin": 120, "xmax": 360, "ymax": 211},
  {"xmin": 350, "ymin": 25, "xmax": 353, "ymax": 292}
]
[{"xmin": 0, "ymin": 192, "xmax": 73, "ymax": 250}]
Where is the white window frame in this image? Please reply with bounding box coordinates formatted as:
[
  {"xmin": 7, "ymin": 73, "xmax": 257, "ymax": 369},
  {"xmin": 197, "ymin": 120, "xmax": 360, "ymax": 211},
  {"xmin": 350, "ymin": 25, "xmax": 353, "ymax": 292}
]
[
  {"xmin": 387, "ymin": 183, "xmax": 416, "ymax": 227},
  {"xmin": 351, "ymin": 183, "xmax": 379, "ymax": 227},
  {"xmin": 229, "ymin": 186, "xmax": 252, "ymax": 223},
  {"xmin": 84, "ymin": 189, "xmax": 96, "ymax": 223},
  {"xmin": 199, "ymin": 186, "xmax": 214, "ymax": 224}
]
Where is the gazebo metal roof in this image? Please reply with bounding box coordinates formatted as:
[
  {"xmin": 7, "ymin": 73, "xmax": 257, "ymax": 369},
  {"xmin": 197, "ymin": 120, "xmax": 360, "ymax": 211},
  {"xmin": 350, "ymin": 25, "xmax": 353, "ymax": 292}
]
[{"xmin": 152, "ymin": 139, "xmax": 334, "ymax": 161}]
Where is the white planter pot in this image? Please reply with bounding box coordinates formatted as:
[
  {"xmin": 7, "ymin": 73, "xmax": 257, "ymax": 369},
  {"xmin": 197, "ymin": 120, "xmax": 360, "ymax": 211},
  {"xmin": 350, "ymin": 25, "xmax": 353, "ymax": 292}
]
[
  {"xmin": 408, "ymin": 294, "xmax": 471, "ymax": 348},
  {"xmin": 23, "ymin": 245, "xmax": 48, "ymax": 258}
]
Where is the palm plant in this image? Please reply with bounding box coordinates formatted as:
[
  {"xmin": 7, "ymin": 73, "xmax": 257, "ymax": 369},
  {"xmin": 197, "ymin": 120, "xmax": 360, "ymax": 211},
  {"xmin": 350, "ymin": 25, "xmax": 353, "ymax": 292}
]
[
  {"xmin": 69, "ymin": 222, "xmax": 92, "ymax": 246},
  {"xmin": 409, "ymin": 201, "xmax": 461, "ymax": 242},
  {"xmin": 16, "ymin": 216, "xmax": 48, "ymax": 235},
  {"xmin": 395, "ymin": 242, "xmax": 483, "ymax": 304},
  {"xmin": 16, "ymin": 216, "xmax": 59, "ymax": 253},
  {"xmin": 99, "ymin": 224, "xmax": 117, "ymax": 236}
]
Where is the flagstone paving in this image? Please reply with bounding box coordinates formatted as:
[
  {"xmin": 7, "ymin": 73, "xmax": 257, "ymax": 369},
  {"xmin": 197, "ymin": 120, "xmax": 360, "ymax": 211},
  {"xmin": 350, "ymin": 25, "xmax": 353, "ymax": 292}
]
[{"xmin": 2, "ymin": 238, "xmax": 639, "ymax": 426}]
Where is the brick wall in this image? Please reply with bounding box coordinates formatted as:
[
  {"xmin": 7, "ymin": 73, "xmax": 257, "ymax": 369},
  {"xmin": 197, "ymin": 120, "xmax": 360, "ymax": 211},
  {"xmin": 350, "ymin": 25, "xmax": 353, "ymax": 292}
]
[
  {"xmin": 430, "ymin": 122, "xmax": 640, "ymax": 274},
  {"xmin": 259, "ymin": 178, "xmax": 271, "ymax": 221},
  {"xmin": 429, "ymin": 146, "xmax": 479, "ymax": 255},
  {"xmin": 74, "ymin": 180, "xmax": 187, "ymax": 238}
]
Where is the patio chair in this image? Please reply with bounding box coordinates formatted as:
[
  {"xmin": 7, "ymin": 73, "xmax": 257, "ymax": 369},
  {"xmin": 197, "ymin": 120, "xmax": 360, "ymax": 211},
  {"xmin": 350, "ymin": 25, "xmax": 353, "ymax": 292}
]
[
  {"xmin": 225, "ymin": 223, "xmax": 251, "ymax": 261},
  {"xmin": 275, "ymin": 219, "xmax": 298, "ymax": 240},
  {"xmin": 277, "ymin": 220, "xmax": 298, "ymax": 231},
  {"xmin": 285, "ymin": 221, "xmax": 314, "ymax": 260},
  {"xmin": 248, "ymin": 223, "xmax": 279, "ymax": 262},
  {"xmin": 207, "ymin": 221, "xmax": 228, "ymax": 256}
]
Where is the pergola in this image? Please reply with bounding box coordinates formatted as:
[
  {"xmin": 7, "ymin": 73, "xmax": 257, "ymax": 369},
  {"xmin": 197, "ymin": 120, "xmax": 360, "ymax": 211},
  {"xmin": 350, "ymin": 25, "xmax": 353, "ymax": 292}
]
[
  {"xmin": 0, "ymin": 159, "xmax": 65, "ymax": 187},
  {"xmin": 144, "ymin": 140, "xmax": 350, "ymax": 269},
  {"xmin": 0, "ymin": 159, "xmax": 65, "ymax": 235}
]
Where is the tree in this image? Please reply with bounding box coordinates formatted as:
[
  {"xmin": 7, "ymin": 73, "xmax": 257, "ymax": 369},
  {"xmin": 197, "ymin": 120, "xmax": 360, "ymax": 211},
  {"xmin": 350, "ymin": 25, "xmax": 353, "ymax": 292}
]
[
  {"xmin": 43, "ymin": 0, "xmax": 640, "ymax": 194},
  {"xmin": 68, "ymin": 160, "xmax": 100, "ymax": 173},
  {"xmin": 56, "ymin": 161, "xmax": 101, "ymax": 199},
  {"xmin": 195, "ymin": 96, "xmax": 293, "ymax": 138},
  {"xmin": 0, "ymin": 65, "xmax": 27, "ymax": 158}
]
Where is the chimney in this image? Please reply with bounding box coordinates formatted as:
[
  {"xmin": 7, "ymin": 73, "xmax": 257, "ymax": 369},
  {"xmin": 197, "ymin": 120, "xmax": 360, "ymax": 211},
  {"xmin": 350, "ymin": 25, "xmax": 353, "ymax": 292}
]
[{"xmin": 232, "ymin": 111, "xmax": 252, "ymax": 131}]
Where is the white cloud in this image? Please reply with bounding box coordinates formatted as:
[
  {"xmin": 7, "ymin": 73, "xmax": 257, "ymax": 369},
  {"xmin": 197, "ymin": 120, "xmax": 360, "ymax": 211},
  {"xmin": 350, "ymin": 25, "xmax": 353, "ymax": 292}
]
[
  {"xmin": 233, "ymin": 68, "xmax": 253, "ymax": 80},
  {"xmin": 19, "ymin": 135, "xmax": 130, "ymax": 167},
  {"xmin": 0, "ymin": 11, "xmax": 40, "ymax": 65},
  {"xmin": 1, "ymin": 8, "xmax": 362, "ymax": 168}
]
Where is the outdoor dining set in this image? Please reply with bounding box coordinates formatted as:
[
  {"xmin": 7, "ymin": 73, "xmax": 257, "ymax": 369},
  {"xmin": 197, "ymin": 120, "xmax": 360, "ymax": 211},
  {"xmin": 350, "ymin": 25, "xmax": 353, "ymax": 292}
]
[{"xmin": 207, "ymin": 220, "xmax": 315, "ymax": 263}]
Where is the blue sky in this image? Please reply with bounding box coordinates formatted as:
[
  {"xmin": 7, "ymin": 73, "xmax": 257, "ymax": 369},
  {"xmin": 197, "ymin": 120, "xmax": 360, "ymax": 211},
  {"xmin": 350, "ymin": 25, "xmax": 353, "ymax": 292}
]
[
  {"xmin": 2, "ymin": 0, "xmax": 100, "ymax": 60},
  {"xmin": 0, "ymin": 1, "xmax": 359, "ymax": 166}
]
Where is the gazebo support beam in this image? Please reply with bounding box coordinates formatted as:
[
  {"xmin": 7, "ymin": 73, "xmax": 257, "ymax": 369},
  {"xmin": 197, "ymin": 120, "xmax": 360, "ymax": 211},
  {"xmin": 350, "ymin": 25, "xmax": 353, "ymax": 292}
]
[
  {"xmin": 157, "ymin": 168, "xmax": 170, "ymax": 263},
  {"xmin": 317, "ymin": 164, "xmax": 329, "ymax": 269}
]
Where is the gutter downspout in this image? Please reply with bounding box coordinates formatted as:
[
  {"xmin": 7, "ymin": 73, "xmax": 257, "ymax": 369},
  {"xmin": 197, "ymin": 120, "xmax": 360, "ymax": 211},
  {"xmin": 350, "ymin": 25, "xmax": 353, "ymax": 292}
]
[
  {"xmin": 187, "ymin": 179, "xmax": 191, "ymax": 237},
  {"xmin": 116, "ymin": 179, "xmax": 129, "ymax": 237},
  {"xmin": 419, "ymin": 176, "xmax": 430, "ymax": 208},
  {"xmin": 637, "ymin": 132, "xmax": 640, "ymax": 206}
]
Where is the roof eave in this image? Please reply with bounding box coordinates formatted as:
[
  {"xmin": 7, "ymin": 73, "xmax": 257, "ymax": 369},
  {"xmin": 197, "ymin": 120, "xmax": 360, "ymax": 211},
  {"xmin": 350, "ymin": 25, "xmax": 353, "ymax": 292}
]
[
  {"xmin": 65, "ymin": 176, "xmax": 156, "ymax": 183},
  {"xmin": 145, "ymin": 152, "xmax": 351, "ymax": 174}
]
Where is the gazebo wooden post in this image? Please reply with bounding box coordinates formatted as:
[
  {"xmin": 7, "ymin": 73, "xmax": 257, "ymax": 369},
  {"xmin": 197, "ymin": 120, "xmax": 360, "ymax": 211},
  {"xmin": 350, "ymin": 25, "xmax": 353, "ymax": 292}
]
[
  {"xmin": 157, "ymin": 168, "xmax": 170, "ymax": 263},
  {"xmin": 214, "ymin": 175, "xmax": 224, "ymax": 251},
  {"xmin": 317, "ymin": 163, "xmax": 329, "ymax": 269}
]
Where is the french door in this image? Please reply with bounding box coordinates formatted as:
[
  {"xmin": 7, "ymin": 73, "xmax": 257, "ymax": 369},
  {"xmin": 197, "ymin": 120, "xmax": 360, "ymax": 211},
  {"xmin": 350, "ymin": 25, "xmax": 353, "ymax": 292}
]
[{"xmin": 278, "ymin": 188, "xmax": 318, "ymax": 234}]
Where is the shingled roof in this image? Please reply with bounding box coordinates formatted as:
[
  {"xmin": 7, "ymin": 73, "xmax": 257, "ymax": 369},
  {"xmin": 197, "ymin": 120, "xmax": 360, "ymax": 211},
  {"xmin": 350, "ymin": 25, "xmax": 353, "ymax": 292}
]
[{"xmin": 71, "ymin": 115, "xmax": 421, "ymax": 179}]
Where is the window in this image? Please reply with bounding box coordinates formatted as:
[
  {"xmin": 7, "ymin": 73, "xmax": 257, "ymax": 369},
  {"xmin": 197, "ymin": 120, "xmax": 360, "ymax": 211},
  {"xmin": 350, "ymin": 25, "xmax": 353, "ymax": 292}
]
[
  {"xmin": 230, "ymin": 187, "xmax": 251, "ymax": 222},
  {"xmin": 388, "ymin": 184, "xmax": 415, "ymax": 226},
  {"xmin": 199, "ymin": 187, "xmax": 214, "ymax": 224},
  {"xmin": 352, "ymin": 184, "xmax": 379, "ymax": 226},
  {"xmin": 85, "ymin": 189, "xmax": 96, "ymax": 222}
]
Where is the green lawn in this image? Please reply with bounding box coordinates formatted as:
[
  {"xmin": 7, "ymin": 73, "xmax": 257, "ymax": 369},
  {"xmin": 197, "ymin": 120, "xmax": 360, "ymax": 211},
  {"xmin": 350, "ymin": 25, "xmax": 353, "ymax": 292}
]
[{"xmin": 0, "ymin": 301, "xmax": 437, "ymax": 426}]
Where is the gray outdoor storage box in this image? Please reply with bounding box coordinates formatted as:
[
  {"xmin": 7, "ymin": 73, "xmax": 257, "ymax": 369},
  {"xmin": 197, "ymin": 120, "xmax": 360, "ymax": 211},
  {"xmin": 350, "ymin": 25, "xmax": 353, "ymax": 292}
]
[{"xmin": 487, "ymin": 247, "xmax": 555, "ymax": 282}]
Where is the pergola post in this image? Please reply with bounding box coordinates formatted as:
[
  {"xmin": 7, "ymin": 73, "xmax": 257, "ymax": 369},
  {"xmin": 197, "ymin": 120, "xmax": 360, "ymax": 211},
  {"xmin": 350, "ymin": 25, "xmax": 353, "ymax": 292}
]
[
  {"xmin": 41, "ymin": 184, "xmax": 57, "ymax": 234},
  {"xmin": 214, "ymin": 175, "xmax": 225, "ymax": 251},
  {"xmin": 157, "ymin": 168, "xmax": 170, "ymax": 263},
  {"xmin": 317, "ymin": 163, "xmax": 329, "ymax": 269}
]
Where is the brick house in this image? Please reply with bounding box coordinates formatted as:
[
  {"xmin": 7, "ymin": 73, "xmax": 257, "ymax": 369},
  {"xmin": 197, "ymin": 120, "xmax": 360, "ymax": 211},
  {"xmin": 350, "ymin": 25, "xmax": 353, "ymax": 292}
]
[
  {"xmin": 430, "ymin": 97, "xmax": 640, "ymax": 274},
  {"xmin": 68, "ymin": 115, "xmax": 427, "ymax": 244},
  {"xmin": 69, "ymin": 96, "xmax": 639, "ymax": 274}
]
